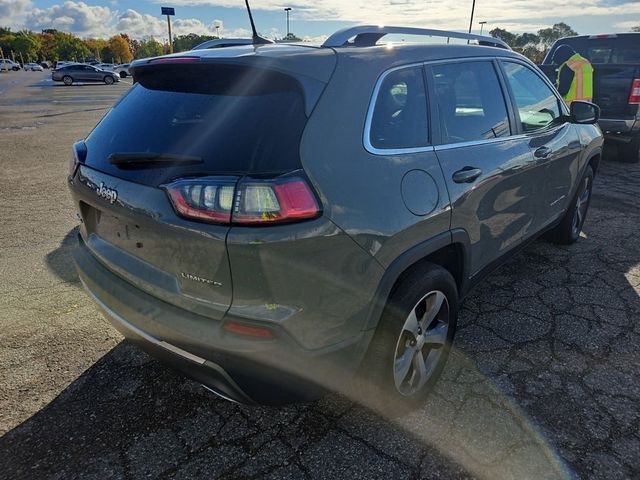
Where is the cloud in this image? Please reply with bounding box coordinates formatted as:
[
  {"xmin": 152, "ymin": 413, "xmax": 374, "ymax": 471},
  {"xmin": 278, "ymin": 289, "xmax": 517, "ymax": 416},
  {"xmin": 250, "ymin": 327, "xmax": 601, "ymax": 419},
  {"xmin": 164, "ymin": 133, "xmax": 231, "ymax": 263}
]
[
  {"xmin": 0, "ymin": 0, "xmax": 32, "ymax": 29},
  {"xmin": 614, "ymin": 20, "xmax": 640, "ymax": 30},
  {"xmin": 0, "ymin": 0, "xmax": 31, "ymax": 18},
  {"xmin": 25, "ymin": 1, "xmax": 113, "ymax": 37},
  {"xmin": 160, "ymin": 0, "xmax": 640, "ymax": 32}
]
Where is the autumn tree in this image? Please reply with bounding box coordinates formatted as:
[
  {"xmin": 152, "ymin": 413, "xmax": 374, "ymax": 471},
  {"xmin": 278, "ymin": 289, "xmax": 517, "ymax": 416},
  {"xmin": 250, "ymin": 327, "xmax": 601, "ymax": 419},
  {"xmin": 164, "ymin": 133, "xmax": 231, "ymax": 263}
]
[
  {"xmin": 85, "ymin": 38, "xmax": 107, "ymax": 61},
  {"xmin": 103, "ymin": 35, "xmax": 133, "ymax": 64},
  {"xmin": 135, "ymin": 39, "xmax": 163, "ymax": 59}
]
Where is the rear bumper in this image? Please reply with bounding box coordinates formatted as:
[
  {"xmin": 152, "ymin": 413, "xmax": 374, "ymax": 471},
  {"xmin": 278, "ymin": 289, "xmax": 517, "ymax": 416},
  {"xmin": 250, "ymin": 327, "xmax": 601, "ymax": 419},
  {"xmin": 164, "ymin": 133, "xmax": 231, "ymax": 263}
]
[
  {"xmin": 73, "ymin": 235, "xmax": 372, "ymax": 404},
  {"xmin": 599, "ymin": 117, "xmax": 640, "ymax": 140}
]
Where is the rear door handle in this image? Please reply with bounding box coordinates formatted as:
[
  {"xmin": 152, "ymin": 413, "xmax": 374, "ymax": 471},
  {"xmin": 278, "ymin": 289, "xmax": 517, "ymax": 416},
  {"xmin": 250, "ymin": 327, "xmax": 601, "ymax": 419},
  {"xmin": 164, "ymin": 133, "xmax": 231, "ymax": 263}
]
[
  {"xmin": 534, "ymin": 146, "xmax": 552, "ymax": 159},
  {"xmin": 452, "ymin": 167, "xmax": 482, "ymax": 183}
]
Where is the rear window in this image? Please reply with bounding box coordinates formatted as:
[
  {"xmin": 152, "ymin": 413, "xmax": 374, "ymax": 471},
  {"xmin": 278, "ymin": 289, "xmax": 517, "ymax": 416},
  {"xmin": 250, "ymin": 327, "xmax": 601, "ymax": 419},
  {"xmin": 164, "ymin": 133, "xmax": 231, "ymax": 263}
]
[
  {"xmin": 545, "ymin": 35, "xmax": 640, "ymax": 64},
  {"xmin": 84, "ymin": 64, "xmax": 308, "ymax": 186}
]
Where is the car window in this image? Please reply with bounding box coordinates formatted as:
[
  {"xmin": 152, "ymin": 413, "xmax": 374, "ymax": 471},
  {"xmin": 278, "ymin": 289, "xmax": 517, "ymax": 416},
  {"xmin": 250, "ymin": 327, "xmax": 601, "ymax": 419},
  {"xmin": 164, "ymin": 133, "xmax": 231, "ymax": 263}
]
[
  {"xmin": 502, "ymin": 62, "xmax": 561, "ymax": 133},
  {"xmin": 369, "ymin": 66, "xmax": 429, "ymax": 150},
  {"xmin": 431, "ymin": 61, "xmax": 510, "ymax": 144}
]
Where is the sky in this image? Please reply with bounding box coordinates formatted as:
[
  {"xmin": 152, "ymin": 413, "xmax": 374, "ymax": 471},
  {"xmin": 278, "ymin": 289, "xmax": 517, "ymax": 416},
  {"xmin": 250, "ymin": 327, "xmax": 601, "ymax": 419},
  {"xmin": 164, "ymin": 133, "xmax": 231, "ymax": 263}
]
[{"xmin": 1, "ymin": 0, "xmax": 639, "ymax": 42}]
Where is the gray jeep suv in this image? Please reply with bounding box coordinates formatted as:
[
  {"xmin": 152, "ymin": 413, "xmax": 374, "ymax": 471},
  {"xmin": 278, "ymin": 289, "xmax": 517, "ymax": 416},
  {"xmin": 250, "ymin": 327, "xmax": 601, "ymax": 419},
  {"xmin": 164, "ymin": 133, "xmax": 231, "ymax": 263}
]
[{"xmin": 69, "ymin": 26, "xmax": 603, "ymax": 407}]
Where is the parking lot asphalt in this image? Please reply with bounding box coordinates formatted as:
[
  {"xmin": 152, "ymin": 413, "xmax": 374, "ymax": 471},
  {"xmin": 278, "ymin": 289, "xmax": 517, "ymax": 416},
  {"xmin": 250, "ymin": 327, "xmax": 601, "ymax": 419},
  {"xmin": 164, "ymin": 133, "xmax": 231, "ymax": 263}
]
[{"xmin": 0, "ymin": 70, "xmax": 638, "ymax": 480}]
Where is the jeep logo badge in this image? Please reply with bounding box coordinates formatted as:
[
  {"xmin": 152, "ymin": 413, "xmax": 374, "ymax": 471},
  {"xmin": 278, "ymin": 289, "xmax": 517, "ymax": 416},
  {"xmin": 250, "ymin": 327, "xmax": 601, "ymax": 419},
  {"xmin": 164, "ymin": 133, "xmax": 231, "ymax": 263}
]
[{"xmin": 96, "ymin": 182, "xmax": 118, "ymax": 204}]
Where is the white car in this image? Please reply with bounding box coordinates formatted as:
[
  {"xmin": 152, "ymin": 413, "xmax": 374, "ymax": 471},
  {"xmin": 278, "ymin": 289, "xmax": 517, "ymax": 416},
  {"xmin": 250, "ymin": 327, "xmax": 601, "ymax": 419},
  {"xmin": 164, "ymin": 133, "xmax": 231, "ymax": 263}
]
[
  {"xmin": 0, "ymin": 59, "xmax": 20, "ymax": 71},
  {"xmin": 24, "ymin": 62, "xmax": 44, "ymax": 71},
  {"xmin": 113, "ymin": 63, "xmax": 130, "ymax": 78},
  {"xmin": 96, "ymin": 63, "xmax": 115, "ymax": 71}
]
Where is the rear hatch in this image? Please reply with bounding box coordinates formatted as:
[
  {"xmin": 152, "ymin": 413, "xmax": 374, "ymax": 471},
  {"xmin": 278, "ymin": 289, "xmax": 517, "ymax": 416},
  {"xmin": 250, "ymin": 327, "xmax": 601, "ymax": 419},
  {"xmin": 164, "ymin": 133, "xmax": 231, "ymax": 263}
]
[{"xmin": 74, "ymin": 53, "xmax": 333, "ymax": 319}]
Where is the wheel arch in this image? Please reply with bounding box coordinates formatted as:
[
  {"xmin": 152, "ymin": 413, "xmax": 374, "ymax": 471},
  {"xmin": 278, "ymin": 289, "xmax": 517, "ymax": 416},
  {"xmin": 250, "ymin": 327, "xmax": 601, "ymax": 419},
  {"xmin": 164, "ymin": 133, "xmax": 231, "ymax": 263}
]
[{"xmin": 363, "ymin": 229, "xmax": 471, "ymax": 330}]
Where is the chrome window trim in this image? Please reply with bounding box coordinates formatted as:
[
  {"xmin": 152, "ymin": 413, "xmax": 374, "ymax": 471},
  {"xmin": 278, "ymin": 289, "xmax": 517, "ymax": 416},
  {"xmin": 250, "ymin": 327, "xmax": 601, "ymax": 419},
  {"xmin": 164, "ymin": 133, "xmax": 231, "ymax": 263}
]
[
  {"xmin": 363, "ymin": 62, "xmax": 433, "ymax": 156},
  {"xmin": 363, "ymin": 54, "xmax": 558, "ymax": 156},
  {"xmin": 434, "ymin": 133, "xmax": 529, "ymax": 151}
]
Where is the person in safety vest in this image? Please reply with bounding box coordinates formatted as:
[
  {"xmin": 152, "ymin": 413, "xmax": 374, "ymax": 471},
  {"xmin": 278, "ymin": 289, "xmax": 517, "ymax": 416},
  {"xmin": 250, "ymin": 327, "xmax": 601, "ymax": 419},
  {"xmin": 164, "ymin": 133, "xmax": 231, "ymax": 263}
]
[{"xmin": 552, "ymin": 44, "xmax": 594, "ymax": 106}]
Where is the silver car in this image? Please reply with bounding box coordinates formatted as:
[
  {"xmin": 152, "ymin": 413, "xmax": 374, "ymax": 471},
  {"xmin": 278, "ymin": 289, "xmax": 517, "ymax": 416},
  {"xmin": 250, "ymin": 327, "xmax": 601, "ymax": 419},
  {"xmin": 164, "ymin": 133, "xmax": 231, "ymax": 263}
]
[
  {"xmin": 24, "ymin": 62, "xmax": 44, "ymax": 71},
  {"xmin": 52, "ymin": 64, "xmax": 120, "ymax": 85}
]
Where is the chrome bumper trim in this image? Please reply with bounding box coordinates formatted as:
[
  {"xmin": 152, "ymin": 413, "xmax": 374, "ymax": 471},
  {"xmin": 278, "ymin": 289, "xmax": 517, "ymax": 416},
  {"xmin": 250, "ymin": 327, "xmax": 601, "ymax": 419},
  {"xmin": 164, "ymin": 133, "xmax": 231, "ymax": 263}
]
[{"xmin": 80, "ymin": 278, "xmax": 206, "ymax": 365}]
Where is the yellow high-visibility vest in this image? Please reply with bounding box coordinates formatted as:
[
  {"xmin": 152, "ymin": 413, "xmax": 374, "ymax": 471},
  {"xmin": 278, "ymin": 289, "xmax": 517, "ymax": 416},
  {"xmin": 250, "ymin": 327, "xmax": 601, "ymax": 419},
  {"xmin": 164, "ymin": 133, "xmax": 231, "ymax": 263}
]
[{"xmin": 558, "ymin": 53, "xmax": 594, "ymax": 104}]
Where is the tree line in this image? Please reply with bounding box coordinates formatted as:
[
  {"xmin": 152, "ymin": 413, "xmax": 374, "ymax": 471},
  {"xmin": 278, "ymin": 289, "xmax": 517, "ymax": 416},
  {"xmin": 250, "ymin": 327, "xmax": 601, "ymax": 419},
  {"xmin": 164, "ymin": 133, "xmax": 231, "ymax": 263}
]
[
  {"xmin": 491, "ymin": 23, "xmax": 640, "ymax": 62},
  {"xmin": 489, "ymin": 22, "xmax": 578, "ymax": 63},
  {"xmin": 0, "ymin": 27, "xmax": 223, "ymax": 64},
  {"xmin": 1, "ymin": 22, "xmax": 638, "ymax": 65}
]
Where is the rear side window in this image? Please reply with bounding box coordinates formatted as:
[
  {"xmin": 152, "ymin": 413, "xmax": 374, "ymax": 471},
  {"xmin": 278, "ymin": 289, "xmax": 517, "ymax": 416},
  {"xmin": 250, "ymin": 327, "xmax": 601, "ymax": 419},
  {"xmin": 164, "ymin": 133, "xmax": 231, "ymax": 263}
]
[
  {"xmin": 369, "ymin": 66, "xmax": 429, "ymax": 150},
  {"xmin": 547, "ymin": 36, "xmax": 640, "ymax": 65},
  {"xmin": 584, "ymin": 37, "xmax": 640, "ymax": 64},
  {"xmin": 431, "ymin": 61, "xmax": 510, "ymax": 144},
  {"xmin": 85, "ymin": 65, "xmax": 308, "ymax": 186},
  {"xmin": 502, "ymin": 62, "xmax": 561, "ymax": 133}
]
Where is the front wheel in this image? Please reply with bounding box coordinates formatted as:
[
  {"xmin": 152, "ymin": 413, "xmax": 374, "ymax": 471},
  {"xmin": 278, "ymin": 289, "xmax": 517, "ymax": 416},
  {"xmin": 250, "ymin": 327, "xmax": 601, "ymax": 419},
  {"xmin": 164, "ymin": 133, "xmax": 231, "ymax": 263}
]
[
  {"xmin": 119, "ymin": 71, "xmax": 127, "ymax": 78},
  {"xmin": 549, "ymin": 165, "xmax": 594, "ymax": 245},
  {"xmin": 62, "ymin": 75, "xmax": 73, "ymax": 86},
  {"xmin": 354, "ymin": 263, "xmax": 458, "ymax": 413},
  {"xmin": 104, "ymin": 76, "xmax": 114, "ymax": 85}
]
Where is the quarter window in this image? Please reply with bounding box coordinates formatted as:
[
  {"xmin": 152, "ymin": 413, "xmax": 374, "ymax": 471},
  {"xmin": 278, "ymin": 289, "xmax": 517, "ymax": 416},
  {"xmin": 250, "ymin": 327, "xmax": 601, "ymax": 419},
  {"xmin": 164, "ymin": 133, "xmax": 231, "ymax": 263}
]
[
  {"xmin": 369, "ymin": 66, "xmax": 429, "ymax": 150},
  {"xmin": 502, "ymin": 61, "xmax": 561, "ymax": 133},
  {"xmin": 431, "ymin": 61, "xmax": 510, "ymax": 144}
]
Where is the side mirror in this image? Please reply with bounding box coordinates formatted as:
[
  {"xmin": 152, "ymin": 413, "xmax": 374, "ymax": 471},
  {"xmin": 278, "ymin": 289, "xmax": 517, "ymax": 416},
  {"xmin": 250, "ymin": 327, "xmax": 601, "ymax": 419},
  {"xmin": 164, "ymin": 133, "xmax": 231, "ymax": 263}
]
[{"xmin": 570, "ymin": 101, "xmax": 600, "ymax": 125}]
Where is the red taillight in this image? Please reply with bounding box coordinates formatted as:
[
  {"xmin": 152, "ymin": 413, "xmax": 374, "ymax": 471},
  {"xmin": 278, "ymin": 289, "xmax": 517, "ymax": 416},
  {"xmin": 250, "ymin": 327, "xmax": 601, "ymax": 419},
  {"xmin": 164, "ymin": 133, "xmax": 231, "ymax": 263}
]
[
  {"xmin": 164, "ymin": 175, "xmax": 320, "ymax": 226},
  {"xmin": 629, "ymin": 79, "xmax": 640, "ymax": 105},
  {"xmin": 223, "ymin": 321, "xmax": 274, "ymax": 339},
  {"xmin": 233, "ymin": 178, "xmax": 320, "ymax": 225},
  {"xmin": 165, "ymin": 177, "xmax": 237, "ymax": 224},
  {"xmin": 69, "ymin": 140, "xmax": 86, "ymax": 177}
]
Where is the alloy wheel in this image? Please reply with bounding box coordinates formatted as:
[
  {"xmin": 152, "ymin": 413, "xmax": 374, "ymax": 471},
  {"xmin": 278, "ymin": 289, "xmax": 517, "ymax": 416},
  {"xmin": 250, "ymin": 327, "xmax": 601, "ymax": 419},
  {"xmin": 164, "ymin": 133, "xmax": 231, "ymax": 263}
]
[{"xmin": 393, "ymin": 290, "xmax": 450, "ymax": 396}]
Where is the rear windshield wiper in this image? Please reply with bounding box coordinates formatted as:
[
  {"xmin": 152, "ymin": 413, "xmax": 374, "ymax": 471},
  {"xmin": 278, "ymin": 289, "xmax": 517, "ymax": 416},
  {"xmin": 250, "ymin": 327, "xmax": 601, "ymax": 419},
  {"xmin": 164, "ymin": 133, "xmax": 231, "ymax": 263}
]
[{"xmin": 108, "ymin": 153, "xmax": 203, "ymax": 169}]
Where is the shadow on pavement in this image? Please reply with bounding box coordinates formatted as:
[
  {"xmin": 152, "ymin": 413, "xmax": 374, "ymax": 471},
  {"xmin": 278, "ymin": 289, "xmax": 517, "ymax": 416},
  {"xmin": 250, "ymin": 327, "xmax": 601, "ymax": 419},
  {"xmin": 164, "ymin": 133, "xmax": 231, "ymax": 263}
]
[
  {"xmin": 45, "ymin": 227, "xmax": 81, "ymax": 285},
  {"xmin": 2, "ymin": 159, "xmax": 637, "ymax": 480}
]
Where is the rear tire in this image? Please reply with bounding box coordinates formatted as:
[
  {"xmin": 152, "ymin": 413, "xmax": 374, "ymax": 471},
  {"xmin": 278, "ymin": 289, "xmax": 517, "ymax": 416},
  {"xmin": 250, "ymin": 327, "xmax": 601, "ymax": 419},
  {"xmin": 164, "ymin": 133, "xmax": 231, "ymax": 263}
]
[
  {"xmin": 62, "ymin": 75, "xmax": 73, "ymax": 86},
  {"xmin": 104, "ymin": 76, "xmax": 114, "ymax": 85},
  {"xmin": 618, "ymin": 135, "xmax": 640, "ymax": 164},
  {"xmin": 353, "ymin": 263, "xmax": 458, "ymax": 414},
  {"xmin": 549, "ymin": 165, "xmax": 594, "ymax": 245},
  {"xmin": 119, "ymin": 71, "xmax": 127, "ymax": 78}
]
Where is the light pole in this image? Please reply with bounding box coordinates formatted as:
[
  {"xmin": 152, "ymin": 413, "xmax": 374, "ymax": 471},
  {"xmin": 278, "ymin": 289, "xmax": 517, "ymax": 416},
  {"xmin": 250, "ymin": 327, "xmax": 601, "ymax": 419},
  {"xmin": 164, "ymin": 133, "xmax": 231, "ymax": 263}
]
[
  {"xmin": 215, "ymin": 25, "xmax": 220, "ymax": 37},
  {"xmin": 284, "ymin": 7, "xmax": 292, "ymax": 38},
  {"xmin": 479, "ymin": 21, "xmax": 487, "ymax": 35},
  {"xmin": 468, "ymin": 0, "xmax": 476, "ymax": 34}
]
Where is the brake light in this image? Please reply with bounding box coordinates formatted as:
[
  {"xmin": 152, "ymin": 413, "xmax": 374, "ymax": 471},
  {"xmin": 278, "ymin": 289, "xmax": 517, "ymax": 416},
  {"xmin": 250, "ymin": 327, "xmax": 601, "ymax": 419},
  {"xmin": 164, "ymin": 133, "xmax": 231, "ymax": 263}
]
[
  {"xmin": 629, "ymin": 79, "xmax": 640, "ymax": 105},
  {"xmin": 165, "ymin": 177, "xmax": 237, "ymax": 224},
  {"xmin": 149, "ymin": 57, "xmax": 199, "ymax": 64},
  {"xmin": 69, "ymin": 140, "xmax": 87, "ymax": 177},
  {"xmin": 233, "ymin": 178, "xmax": 320, "ymax": 224},
  {"xmin": 164, "ymin": 175, "xmax": 320, "ymax": 225}
]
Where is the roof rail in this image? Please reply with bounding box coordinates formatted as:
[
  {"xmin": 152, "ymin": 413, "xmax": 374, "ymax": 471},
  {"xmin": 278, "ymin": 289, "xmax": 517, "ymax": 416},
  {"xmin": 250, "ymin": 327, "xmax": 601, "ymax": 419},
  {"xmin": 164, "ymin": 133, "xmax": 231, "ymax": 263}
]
[
  {"xmin": 191, "ymin": 38, "xmax": 272, "ymax": 50},
  {"xmin": 322, "ymin": 25, "xmax": 510, "ymax": 50}
]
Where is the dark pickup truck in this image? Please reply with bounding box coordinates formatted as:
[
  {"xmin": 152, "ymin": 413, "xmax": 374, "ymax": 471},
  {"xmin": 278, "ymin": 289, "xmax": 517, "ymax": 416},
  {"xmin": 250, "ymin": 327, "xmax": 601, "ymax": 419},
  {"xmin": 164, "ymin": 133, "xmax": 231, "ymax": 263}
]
[{"xmin": 540, "ymin": 33, "xmax": 640, "ymax": 163}]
